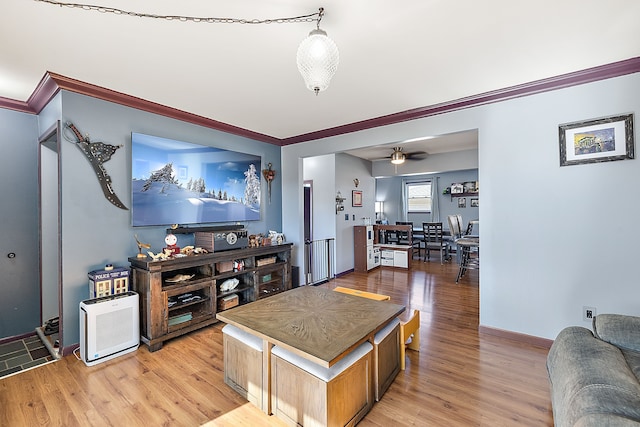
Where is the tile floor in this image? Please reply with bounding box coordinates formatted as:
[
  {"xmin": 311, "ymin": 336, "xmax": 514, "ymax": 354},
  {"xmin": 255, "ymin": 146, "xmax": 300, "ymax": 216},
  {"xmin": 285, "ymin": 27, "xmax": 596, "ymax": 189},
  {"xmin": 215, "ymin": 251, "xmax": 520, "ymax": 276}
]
[{"xmin": 0, "ymin": 335, "xmax": 55, "ymax": 379}]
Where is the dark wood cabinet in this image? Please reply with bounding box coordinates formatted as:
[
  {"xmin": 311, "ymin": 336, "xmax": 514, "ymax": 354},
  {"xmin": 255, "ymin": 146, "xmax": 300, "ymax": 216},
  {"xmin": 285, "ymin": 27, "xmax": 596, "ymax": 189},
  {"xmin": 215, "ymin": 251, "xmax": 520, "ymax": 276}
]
[{"xmin": 129, "ymin": 243, "xmax": 292, "ymax": 351}]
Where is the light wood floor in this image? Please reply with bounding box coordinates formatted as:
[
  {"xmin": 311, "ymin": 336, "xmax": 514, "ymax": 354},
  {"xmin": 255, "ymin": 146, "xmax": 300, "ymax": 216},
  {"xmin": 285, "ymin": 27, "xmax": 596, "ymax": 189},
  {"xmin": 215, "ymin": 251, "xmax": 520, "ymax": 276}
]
[{"xmin": 0, "ymin": 258, "xmax": 554, "ymax": 426}]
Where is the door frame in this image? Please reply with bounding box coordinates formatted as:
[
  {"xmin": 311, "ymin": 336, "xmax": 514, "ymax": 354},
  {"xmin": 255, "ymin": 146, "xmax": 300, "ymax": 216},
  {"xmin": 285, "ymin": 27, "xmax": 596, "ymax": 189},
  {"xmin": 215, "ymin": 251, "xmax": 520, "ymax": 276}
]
[{"xmin": 38, "ymin": 121, "xmax": 63, "ymax": 354}]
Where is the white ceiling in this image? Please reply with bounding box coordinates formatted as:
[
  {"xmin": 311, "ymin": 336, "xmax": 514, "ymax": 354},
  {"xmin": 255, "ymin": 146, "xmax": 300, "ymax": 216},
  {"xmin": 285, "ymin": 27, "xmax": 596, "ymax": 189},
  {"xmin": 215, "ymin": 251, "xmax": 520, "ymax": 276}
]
[{"xmin": 2, "ymin": 0, "xmax": 640, "ymax": 146}]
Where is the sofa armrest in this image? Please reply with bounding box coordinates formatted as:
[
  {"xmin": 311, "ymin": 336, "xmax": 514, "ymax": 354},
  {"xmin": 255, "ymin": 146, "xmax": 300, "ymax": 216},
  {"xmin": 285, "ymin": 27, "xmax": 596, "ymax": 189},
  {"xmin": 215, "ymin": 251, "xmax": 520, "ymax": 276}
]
[
  {"xmin": 547, "ymin": 326, "xmax": 640, "ymax": 426},
  {"xmin": 593, "ymin": 314, "xmax": 640, "ymax": 352}
]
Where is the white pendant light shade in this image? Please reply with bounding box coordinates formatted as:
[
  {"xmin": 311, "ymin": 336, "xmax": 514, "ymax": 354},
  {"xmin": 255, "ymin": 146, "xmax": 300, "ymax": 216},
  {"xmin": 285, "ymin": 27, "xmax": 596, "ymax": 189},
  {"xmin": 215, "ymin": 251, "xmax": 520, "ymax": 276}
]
[{"xmin": 297, "ymin": 29, "xmax": 339, "ymax": 95}]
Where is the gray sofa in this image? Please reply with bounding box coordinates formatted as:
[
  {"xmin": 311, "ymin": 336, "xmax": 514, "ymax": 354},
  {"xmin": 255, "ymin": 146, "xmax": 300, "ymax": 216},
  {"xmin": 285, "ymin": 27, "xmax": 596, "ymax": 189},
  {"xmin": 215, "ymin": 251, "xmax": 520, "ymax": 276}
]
[{"xmin": 547, "ymin": 314, "xmax": 640, "ymax": 426}]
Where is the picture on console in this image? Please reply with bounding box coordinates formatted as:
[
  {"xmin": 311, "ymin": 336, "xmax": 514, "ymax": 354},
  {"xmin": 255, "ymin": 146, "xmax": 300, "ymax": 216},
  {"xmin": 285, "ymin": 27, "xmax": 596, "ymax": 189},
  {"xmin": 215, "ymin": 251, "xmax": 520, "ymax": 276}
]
[{"xmin": 131, "ymin": 132, "xmax": 261, "ymax": 227}]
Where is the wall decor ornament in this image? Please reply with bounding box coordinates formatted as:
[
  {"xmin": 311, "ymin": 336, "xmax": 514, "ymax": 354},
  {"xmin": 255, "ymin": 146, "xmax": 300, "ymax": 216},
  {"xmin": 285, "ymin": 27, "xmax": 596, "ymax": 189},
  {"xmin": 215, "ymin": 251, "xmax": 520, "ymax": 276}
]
[
  {"xmin": 262, "ymin": 163, "xmax": 277, "ymax": 204},
  {"xmin": 65, "ymin": 122, "xmax": 128, "ymax": 209},
  {"xmin": 559, "ymin": 113, "xmax": 635, "ymax": 167}
]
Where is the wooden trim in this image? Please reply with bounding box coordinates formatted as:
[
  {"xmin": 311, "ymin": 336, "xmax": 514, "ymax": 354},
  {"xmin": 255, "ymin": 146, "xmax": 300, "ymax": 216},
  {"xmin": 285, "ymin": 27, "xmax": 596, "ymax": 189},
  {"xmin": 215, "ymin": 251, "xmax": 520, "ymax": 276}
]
[
  {"xmin": 281, "ymin": 57, "xmax": 640, "ymax": 144},
  {"xmin": 28, "ymin": 72, "xmax": 61, "ymax": 114},
  {"xmin": 0, "ymin": 96, "xmax": 32, "ymax": 113},
  {"xmin": 48, "ymin": 73, "xmax": 283, "ymax": 145},
  {"xmin": 4, "ymin": 57, "xmax": 639, "ymax": 145},
  {"xmin": 0, "ymin": 331, "xmax": 36, "ymax": 345},
  {"xmin": 479, "ymin": 325, "xmax": 553, "ymax": 349},
  {"xmin": 335, "ymin": 269, "xmax": 354, "ymax": 278}
]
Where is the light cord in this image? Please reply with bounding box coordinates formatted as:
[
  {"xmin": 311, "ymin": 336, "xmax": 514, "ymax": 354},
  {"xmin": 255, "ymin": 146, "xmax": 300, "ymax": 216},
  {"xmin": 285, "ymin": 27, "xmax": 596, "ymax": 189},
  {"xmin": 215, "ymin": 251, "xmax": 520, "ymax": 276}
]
[{"xmin": 34, "ymin": 0, "xmax": 323, "ymax": 25}]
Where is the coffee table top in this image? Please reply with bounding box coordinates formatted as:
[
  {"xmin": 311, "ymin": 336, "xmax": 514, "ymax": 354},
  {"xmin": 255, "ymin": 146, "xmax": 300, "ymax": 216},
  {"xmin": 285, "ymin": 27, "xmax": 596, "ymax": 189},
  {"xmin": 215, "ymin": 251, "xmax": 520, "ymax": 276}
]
[{"xmin": 216, "ymin": 286, "xmax": 405, "ymax": 367}]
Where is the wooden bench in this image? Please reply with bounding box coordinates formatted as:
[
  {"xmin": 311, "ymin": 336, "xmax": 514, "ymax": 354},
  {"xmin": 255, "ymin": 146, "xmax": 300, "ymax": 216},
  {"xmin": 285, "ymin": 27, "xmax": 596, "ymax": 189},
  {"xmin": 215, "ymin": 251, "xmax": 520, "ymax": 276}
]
[
  {"xmin": 270, "ymin": 341, "xmax": 373, "ymax": 427},
  {"xmin": 333, "ymin": 286, "xmax": 399, "ymax": 401},
  {"xmin": 373, "ymin": 317, "xmax": 400, "ymax": 401},
  {"xmin": 222, "ymin": 324, "xmax": 264, "ymax": 410}
]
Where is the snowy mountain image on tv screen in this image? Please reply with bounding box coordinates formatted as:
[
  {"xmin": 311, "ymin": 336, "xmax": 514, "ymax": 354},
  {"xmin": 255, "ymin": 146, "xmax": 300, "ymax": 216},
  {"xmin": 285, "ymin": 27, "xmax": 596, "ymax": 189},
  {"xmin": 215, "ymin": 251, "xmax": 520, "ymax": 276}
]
[{"xmin": 131, "ymin": 133, "xmax": 261, "ymax": 227}]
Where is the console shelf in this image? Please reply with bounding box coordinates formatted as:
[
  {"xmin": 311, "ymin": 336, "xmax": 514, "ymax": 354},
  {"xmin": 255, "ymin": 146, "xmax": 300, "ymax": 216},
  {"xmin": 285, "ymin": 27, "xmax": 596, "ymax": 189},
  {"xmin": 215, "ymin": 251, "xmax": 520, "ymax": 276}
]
[{"xmin": 129, "ymin": 243, "xmax": 292, "ymax": 351}]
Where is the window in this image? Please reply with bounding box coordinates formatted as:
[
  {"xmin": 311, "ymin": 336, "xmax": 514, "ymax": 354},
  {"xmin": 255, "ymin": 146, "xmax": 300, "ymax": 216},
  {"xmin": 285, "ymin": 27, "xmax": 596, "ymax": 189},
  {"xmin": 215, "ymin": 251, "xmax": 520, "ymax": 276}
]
[{"xmin": 405, "ymin": 181, "xmax": 432, "ymax": 213}]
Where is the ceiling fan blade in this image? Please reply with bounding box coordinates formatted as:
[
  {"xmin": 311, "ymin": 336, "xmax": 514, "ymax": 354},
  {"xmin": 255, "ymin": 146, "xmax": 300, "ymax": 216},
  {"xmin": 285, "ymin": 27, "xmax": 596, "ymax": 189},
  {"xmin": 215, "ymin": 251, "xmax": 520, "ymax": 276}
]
[{"xmin": 405, "ymin": 151, "xmax": 428, "ymax": 160}]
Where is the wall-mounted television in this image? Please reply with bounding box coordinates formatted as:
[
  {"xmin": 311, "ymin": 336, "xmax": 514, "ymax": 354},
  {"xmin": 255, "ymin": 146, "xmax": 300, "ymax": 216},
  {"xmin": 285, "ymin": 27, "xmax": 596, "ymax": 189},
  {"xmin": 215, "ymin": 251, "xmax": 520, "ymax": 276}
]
[{"xmin": 131, "ymin": 132, "xmax": 261, "ymax": 227}]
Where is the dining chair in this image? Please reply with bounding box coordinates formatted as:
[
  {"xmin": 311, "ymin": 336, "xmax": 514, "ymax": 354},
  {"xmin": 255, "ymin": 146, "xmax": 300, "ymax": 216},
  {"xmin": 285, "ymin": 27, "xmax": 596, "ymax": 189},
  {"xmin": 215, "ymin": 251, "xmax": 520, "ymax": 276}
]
[
  {"xmin": 400, "ymin": 309, "xmax": 420, "ymax": 370},
  {"xmin": 396, "ymin": 221, "xmax": 421, "ymax": 259},
  {"xmin": 447, "ymin": 214, "xmax": 463, "ymax": 263},
  {"xmin": 395, "ymin": 221, "xmax": 412, "ymax": 244},
  {"xmin": 447, "ymin": 215, "xmax": 461, "ymax": 239},
  {"xmin": 422, "ymin": 222, "xmax": 449, "ymax": 264},
  {"xmin": 455, "ymin": 236, "xmax": 480, "ymax": 283}
]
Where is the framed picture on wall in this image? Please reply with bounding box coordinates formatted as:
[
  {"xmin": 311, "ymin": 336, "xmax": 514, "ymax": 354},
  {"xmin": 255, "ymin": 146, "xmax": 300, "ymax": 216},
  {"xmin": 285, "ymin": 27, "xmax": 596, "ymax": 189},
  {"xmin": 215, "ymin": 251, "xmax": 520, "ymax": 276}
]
[
  {"xmin": 458, "ymin": 198, "xmax": 466, "ymax": 208},
  {"xmin": 352, "ymin": 190, "xmax": 363, "ymax": 207},
  {"xmin": 559, "ymin": 113, "xmax": 634, "ymax": 166},
  {"xmin": 471, "ymin": 198, "xmax": 479, "ymax": 207}
]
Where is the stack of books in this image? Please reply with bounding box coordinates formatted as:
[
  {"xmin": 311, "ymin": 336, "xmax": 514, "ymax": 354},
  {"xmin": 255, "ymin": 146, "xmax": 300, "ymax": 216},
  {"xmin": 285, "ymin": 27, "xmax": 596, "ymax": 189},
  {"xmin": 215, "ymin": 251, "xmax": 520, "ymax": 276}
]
[{"xmin": 168, "ymin": 312, "xmax": 192, "ymax": 326}]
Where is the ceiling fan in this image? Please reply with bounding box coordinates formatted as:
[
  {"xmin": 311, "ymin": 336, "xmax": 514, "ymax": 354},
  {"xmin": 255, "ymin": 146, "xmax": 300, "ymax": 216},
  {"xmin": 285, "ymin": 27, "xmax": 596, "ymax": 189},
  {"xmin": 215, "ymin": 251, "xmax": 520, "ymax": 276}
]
[{"xmin": 388, "ymin": 147, "xmax": 427, "ymax": 165}]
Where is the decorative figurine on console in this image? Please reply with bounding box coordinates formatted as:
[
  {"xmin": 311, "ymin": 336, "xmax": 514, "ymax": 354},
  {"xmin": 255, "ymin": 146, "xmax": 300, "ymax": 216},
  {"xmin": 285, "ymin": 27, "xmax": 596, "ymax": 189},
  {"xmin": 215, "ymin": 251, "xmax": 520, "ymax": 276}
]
[
  {"xmin": 164, "ymin": 233, "xmax": 180, "ymax": 256},
  {"xmin": 262, "ymin": 163, "xmax": 277, "ymax": 204},
  {"xmin": 134, "ymin": 234, "xmax": 151, "ymax": 258}
]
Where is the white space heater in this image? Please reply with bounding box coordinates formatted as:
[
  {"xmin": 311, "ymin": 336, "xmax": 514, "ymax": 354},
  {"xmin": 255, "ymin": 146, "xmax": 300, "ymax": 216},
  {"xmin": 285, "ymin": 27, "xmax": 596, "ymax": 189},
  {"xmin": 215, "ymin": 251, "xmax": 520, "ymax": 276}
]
[{"xmin": 80, "ymin": 291, "xmax": 140, "ymax": 366}]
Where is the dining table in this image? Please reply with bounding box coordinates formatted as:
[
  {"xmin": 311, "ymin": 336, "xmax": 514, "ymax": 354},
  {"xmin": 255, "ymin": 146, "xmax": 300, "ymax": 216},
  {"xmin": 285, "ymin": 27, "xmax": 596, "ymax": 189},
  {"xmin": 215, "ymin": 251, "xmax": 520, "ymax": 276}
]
[{"xmin": 216, "ymin": 285, "xmax": 405, "ymax": 414}]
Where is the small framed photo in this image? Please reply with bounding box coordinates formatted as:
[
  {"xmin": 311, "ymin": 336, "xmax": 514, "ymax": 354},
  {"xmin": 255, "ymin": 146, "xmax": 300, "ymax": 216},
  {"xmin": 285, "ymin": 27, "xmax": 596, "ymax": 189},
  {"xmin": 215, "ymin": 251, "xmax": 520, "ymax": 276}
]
[
  {"xmin": 352, "ymin": 190, "xmax": 363, "ymax": 207},
  {"xmin": 471, "ymin": 198, "xmax": 479, "ymax": 207},
  {"xmin": 559, "ymin": 113, "xmax": 634, "ymax": 167},
  {"xmin": 451, "ymin": 183, "xmax": 464, "ymax": 194},
  {"xmin": 457, "ymin": 198, "xmax": 466, "ymax": 208}
]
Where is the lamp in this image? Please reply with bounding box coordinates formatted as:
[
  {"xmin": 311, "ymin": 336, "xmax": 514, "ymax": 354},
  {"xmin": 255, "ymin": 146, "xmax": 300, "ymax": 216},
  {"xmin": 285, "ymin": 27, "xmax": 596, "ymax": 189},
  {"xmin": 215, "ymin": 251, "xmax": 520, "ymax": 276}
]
[
  {"xmin": 375, "ymin": 201, "xmax": 384, "ymax": 221},
  {"xmin": 297, "ymin": 8, "xmax": 340, "ymax": 95},
  {"xmin": 390, "ymin": 148, "xmax": 406, "ymax": 165}
]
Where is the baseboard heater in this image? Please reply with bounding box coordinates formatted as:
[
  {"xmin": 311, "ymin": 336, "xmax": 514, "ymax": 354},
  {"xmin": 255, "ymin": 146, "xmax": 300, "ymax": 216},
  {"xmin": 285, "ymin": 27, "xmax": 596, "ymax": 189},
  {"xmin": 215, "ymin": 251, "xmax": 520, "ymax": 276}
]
[{"xmin": 80, "ymin": 291, "xmax": 140, "ymax": 366}]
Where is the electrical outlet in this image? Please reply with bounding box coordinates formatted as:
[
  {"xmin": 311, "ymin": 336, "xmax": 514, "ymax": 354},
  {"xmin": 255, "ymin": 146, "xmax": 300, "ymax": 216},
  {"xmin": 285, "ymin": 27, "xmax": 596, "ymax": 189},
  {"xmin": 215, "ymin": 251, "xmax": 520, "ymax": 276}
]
[
  {"xmin": 344, "ymin": 214, "xmax": 349, "ymax": 221},
  {"xmin": 583, "ymin": 306, "xmax": 597, "ymax": 322}
]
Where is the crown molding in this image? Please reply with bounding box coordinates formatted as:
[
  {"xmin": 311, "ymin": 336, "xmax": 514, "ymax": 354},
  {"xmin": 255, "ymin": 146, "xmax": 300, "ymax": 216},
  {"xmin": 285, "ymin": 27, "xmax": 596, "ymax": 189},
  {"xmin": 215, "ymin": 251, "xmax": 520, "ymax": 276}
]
[
  {"xmin": 281, "ymin": 56, "xmax": 640, "ymax": 145},
  {"xmin": 1, "ymin": 56, "xmax": 638, "ymax": 145},
  {"xmin": 0, "ymin": 97, "xmax": 31, "ymax": 113}
]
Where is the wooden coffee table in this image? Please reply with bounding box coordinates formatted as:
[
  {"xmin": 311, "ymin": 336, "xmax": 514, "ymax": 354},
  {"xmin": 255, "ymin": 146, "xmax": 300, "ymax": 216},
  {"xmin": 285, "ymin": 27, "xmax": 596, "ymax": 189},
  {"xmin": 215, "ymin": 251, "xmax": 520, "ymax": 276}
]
[{"xmin": 216, "ymin": 285, "xmax": 405, "ymax": 413}]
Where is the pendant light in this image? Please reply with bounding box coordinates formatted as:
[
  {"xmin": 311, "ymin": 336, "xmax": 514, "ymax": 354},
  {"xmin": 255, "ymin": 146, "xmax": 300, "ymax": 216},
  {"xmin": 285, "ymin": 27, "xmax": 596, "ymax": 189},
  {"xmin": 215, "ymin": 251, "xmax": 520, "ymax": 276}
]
[{"xmin": 296, "ymin": 8, "xmax": 340, "ymax": 95}]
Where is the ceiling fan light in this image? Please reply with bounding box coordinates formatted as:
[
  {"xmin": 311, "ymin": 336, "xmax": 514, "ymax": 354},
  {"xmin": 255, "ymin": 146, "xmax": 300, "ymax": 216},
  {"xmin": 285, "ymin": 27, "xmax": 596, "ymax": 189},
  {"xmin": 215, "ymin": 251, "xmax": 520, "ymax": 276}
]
[
  {"xmin": 297, "ymin": 28, "xmax": 339, "ymax": 95},
  {"xmin": 390, "ymin": 151, "xmax": 405, "ymax": 164}
]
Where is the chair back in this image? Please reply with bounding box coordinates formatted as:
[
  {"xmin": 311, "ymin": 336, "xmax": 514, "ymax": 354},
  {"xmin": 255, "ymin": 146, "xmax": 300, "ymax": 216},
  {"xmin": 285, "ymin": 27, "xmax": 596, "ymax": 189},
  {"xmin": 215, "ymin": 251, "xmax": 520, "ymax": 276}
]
[
  {"xmin": 447, "ymin": 215, "xmax": 462, "ymax": 239},
  {"xmin": 456, "ymin": 214, "xmax": 465, "ymax": 235},
  {"xmin": 422, "ymin": 222, "xmax": 444, "ymax": 246},
  {"xmin": 395, "ymin": 221, "xmax": 413, "ymax": 243}
]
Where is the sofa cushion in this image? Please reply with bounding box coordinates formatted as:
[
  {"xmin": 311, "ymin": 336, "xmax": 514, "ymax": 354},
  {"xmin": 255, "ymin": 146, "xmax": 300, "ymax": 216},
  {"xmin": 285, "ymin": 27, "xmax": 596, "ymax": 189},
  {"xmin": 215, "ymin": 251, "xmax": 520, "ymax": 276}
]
[
  {"xmin": 621, "ymin": 348, "xmax": 640, "ymax": 384},
  {"xmin": 547, "ymin": 326, "xmax": 640, "ymax": 426},
  {"xmin": 593, "ymin": 314, "xmax": 640, "ymax": 352},
  {"xmin": 575, "ymin": 413, "xmax": 640, "ymax": 427}
]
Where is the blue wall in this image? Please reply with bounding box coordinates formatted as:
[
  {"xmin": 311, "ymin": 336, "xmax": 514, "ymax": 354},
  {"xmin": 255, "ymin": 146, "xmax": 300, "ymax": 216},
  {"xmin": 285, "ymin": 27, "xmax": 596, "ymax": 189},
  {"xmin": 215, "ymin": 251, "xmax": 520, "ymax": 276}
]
[
  {"xmin": 283, "ymin": 72, "xmax": 640, "ymax": 341},
  {"xmin": 0, "ymin": 91, "xmax": 284, "ymax": 347},
  {"xmin": 34, "ymin": 91, "xmax": 282, "ymax": 350},
  {"xmin": 376, "ymin": 169, "xmax": 479, "ymax": 229}
]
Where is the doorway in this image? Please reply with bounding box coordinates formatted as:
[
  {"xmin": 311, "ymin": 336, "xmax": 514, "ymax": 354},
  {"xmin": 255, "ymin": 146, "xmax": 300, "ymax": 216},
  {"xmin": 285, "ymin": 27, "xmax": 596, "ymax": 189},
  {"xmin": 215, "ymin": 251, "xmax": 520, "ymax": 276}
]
[
  {"xmin": 38, "ymin": 122, "xmax": 63, "ymax": 358},
  {"xmin": 303, "ymin": 181, "xmax": 312, "ymax": 284}
]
